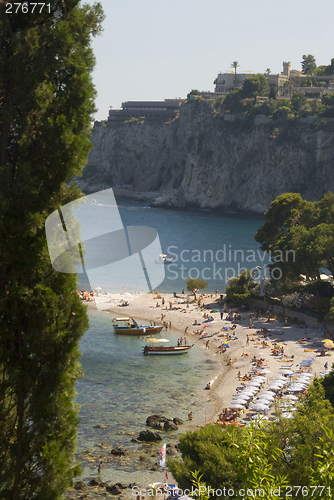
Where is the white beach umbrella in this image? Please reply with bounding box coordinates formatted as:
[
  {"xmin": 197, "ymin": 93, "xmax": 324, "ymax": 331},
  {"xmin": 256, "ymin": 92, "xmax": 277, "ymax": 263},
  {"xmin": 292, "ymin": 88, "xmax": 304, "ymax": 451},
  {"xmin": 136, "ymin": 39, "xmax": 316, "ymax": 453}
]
[
  {"xmin": 268, "ymin": 380, "xmax": 285, "ymax": 386},
  {"xmin": 281, "ymin": 412, "xmax": 294, "ymax": 419},
  {"xmin": 257, "ymin": 394, "xmax": 275, "ymax": 401},
  {"xmin": 282, "ymin": 394, "xmax": 298, "ymax": 401},
  {"xmin": 251, "ymin": 402, "xmax": 270, "ymax": 411},
  {"xmin": 259, "ymin": 369, "xmax": 271, "ymax": 374},
  {"xmin": 267, "ymin": 386, "xmax": 282, "ymax": 391},
  {"xmin": 260, "ymin": 390, "xmax": 276, "ymax": 395},
  {"xmin": 290, "ymin": 382, "xmax": 306, "ymax": 388},
  {"xmin": 235, "ymin": 391, "xmax": 252, "ymax": 397},
  {"xmin": 240, "ymin": 388, "xmax": 257, "ymax": 394},
  {"xmin": 251, "ymin": 414, "xmax": 269, "ymax": 421},
  {"xmin": 287, "ymin": 386, "xmax": 304, "ymax": 392},
  {"xmin": 295, "ymin": 379, "xmax": 310, "ymax": 385},
  {"xmin": 279, "ymin": 369, "xmax": 295, "ymax": 376},
  {"xmin": 229, "ymin": 404, "xmax": 245, "ymax": 409},
  {"xmin": 232, "ymin": 399, "xmax": 249, "ymax": 405},
  {"xmin": 246, "ymin": 380, "xmax": 263, "ymax": 387}
]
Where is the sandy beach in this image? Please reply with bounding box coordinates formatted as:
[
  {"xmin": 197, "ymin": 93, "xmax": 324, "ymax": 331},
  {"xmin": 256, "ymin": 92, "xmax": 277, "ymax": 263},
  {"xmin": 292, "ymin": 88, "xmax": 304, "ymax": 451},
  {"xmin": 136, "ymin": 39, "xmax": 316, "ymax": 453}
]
[
  {"xmin": 65, "ymin": 290, "xmax": 333, "ymax": 499},
  {"xmin": 82, "ymin": 290, "xmax": 332, "ymax": 426}
]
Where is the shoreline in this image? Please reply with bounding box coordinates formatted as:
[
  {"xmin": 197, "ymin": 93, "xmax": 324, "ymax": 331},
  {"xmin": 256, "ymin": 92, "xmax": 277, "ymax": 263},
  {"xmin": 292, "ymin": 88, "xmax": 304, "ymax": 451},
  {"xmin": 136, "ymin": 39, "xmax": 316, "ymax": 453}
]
[
  {"xmin": 82, "ymin": 291, "xmax": 332, "ymax": 428},
  {"xmin": 68, "ymin": 291, "xmax": 332, "ymax": 499}
]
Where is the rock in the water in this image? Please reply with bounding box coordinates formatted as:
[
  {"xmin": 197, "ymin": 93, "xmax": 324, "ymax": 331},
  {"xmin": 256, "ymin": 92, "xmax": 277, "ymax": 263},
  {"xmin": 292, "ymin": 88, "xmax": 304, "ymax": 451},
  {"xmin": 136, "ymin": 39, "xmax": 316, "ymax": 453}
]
[
  {"xmin": 164, "ymin": 421, "xmax": 178, "ymax": 431},
  {"xmin": 138, "ymin": 430, "xmax": 162, "ymax": 442},
  {"xmin": 106, "ymin": 484, "xmax": 122, "ymax": 495},
  {"xmin": 94, "ymin": 424, "xmax": 107, "ymax": 429},
  {"xmin": 115, "ymin": 482, "xmax": 128, "ymax": 489},
  {"xmin": 146, "ymin": 415, "xmax": 168, "ymax": 427},
  {"xmin": 111, "ymin": 446, "xmax": 126, "ymax": 456},
  {"xmin": 74, "ymin": 481, "xmax": 87, "ymax": 490},
  {"xmin": 173, "ymin": 417, "xmax": 184, "ymax": 425},
  {"xmin": 89, "ymin": 477, "xmax": 109, "ymax": 487},
  {"xmin": 166, "ymin": 448, "xmax": 176, "ymax": 456},
  {"xmin": 131, "ymin": 438, "xmax": 139, "ymax": 442},
  {"xmin": 129, "ymin": 482, "xmax": 140, "ymax": 488}
]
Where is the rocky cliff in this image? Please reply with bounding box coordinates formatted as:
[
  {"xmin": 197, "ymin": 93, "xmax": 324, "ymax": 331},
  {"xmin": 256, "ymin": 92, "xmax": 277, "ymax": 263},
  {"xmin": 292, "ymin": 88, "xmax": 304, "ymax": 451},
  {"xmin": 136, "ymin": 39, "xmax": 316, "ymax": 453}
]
[{"xmin": 79, "ymin": 100, "xmax": 334, "ymax": 213}]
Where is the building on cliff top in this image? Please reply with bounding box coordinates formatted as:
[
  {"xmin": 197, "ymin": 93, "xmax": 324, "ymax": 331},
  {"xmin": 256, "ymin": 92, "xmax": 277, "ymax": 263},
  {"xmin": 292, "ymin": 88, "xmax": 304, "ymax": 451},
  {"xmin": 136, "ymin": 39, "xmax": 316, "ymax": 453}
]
[
  {"xmin": 214, "ymin": 62, "xmax": 291, "ymax": 93},
  {"xmin": 106, "ymin": 99, "xmax": 184, "ymax": 124}
]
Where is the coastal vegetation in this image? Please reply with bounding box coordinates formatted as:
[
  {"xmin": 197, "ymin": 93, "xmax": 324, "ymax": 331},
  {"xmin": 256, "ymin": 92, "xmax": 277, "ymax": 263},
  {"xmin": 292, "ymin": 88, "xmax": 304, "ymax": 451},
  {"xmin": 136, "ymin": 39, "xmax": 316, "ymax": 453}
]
[
  {"xmin": 169, "ymin": 380, "xmax": 334, "ymax": 499},
  {"xmin": 255, "ymin": 192, "xmax": 334, "ymax": 282},
  {"xmin": 186, "ymin": 278, "xmax": 208, "ymax": 297},
  {"xmin": 0, "ymin": 1, "xmax": 104, "ymax": 498},
  {"xmin": 223, "ymin": 192, "xmax": 334, "ymax": 324}
]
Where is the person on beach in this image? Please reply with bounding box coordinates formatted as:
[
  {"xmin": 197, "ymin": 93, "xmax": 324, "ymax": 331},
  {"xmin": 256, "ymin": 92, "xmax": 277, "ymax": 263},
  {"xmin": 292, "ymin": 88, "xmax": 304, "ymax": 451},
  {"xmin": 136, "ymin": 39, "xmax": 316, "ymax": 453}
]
[
  {"xmin": 169, "ymin": 321, "xmax": 172, "ymax": 329},
  {"xmin": 246, "ymin": 335, "xmax": 250, "ymax": 346},
  {"xmin": 220, "ymin": 310, "xmax": 223, "ymax": 320},
  {"xmin": 185, "ymin": 326, "xmax": 188, "ymax": 334},
  {"xmin": 188, "ymin": 411, "xmax": 193, "ymax": 420},
  {"xmin": 206, "ymin": 340, "xmax": 210, "ymax": 349},
  {"xmin": 98, "ymin": 461, "xmax": 103, "ymax": 473},
  {"xmin": 325, "ymin": 361, "xmax": 329, "ymax": 369}
]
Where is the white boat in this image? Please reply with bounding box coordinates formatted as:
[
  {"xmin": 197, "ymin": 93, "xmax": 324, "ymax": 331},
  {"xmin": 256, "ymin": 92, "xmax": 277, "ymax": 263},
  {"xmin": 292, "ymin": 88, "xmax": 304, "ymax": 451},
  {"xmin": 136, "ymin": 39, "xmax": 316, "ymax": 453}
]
[{"xmin": 155, "ymin": 254, "xmax": 173, "ymax": 264}]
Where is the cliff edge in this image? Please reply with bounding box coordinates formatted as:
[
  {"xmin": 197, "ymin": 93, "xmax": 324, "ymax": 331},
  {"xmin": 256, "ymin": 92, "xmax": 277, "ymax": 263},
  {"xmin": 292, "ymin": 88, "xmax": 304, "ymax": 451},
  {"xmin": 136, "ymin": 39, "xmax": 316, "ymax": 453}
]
[{"xmin": 78, "ymin": 100, "xmax": 334, "ymax": 213}]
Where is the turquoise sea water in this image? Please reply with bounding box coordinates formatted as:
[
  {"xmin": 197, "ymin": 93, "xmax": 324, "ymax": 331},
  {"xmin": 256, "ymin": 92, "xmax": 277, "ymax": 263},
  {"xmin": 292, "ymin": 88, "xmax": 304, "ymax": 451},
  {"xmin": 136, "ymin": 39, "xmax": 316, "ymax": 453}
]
[
  {"xmin": 74, "ymin": 196, "xmax": 265, "ymax": 484},
  {"xmin": 77, "ymin": 309, "xmax": 220, "ymax": 484},
  {"xmin": 76, "ymin": 193, "xmax": 266, "ymax": 294}
]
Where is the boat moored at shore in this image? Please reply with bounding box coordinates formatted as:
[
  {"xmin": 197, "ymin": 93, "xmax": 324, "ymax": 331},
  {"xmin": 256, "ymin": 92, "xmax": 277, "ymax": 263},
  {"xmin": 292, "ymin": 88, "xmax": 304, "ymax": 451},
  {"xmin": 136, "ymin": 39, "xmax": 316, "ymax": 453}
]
[
  {"xmin": 113, "ymin": 317, "xmax": 164, "ymax": 335},
  {"xmin": 143, "ymin": 344, "xmax": 194, "ymax": 355}
]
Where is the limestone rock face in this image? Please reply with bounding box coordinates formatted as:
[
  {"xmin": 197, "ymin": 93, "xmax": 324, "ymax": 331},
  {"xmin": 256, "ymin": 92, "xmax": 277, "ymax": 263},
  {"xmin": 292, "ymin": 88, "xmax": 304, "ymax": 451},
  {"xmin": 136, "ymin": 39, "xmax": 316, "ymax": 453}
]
[{"xmin": 80, "ymin": 101, "xmax": 334, "ymax": 213}]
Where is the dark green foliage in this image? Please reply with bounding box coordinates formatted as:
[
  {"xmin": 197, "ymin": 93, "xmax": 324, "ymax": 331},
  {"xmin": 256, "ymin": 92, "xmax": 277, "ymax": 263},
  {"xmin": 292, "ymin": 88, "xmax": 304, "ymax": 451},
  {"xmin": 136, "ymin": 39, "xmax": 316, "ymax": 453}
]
[
  {"xmin": 169, "ymin": 424, "xmax": 242, "ymax": 491},
  {"xmin": 301, "ymin": 54, "xmax": 317, "ymax": 76},
  {"xmin": 241, "ymin": 73, "xmax": 267, "ymax": 99},
  {"xmin": 255, "ymin": 193, "xmax": 334, "ymax": 289},
  {"xmin": 322, "ymin": 92, "xmax": 334, "ymax": 107},
  {"xmin": 325, "ymin": 298, "xmax": 334, "ymax": 325},
  {"xmin": 268, "ymin": 84, "xmax": 277, "ymax": 100},
  {"xmin": 291, "ymin": 91, "xmax": 307, "ymax": 112},
  {"xmin": 170, "ymin": 381, "xmax": 334, "ymax": 497},
  {"xmin": 186, "ymin": 278, "xmax": 208, "ymax": 293},
  {"xmin": 0, "ymin": 2, "xmax": 104, "ymax": 499},
  {"xmin": 225, "ymin": 269, "xmax": 255, "ymax": 305},
  {"xmin": 222, "ymin": 89, "xmax": 245, "ymax": 113}
]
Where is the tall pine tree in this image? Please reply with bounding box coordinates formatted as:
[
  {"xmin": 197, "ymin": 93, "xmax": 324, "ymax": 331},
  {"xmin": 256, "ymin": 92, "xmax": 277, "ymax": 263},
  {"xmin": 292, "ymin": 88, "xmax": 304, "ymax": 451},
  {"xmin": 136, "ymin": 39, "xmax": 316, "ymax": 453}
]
[{"xmin": 0, "ymin": 2, "xmax": 104, "ymax": 498}]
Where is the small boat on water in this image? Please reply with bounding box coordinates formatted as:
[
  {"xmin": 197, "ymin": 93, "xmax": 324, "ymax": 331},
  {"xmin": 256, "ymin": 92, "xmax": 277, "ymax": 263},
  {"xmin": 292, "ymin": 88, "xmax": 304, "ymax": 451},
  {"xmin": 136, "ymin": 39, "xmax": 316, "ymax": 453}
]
[
  {"xmin": 155, "ymin": 254, "xmax": 173, "ymax": 264},
  {"xmin": 143, "ymin": 344, "xmax": 194, "ymax": 355},
  {"xmin": 113, "ymin": 317, "xmax": 163, "ymax": 336}
]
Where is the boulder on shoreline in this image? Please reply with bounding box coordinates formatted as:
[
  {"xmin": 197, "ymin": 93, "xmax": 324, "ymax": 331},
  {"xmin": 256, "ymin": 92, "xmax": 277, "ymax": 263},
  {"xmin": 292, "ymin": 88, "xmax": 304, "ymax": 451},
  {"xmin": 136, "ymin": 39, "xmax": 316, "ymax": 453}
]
[
  {"xmin": 146, "ymin": 414, "xmax": 168, "ymax": 427},
  {"xmin": 138, "ymin": 430, "xmax": 162, "ymax": 442},
  {"xmin": 164, "ymin": 421, "xmax": 178, "ymax": 431},
  {"xmin": 110, "ymin": 446, "xmax": 127, "ymax": 456}
]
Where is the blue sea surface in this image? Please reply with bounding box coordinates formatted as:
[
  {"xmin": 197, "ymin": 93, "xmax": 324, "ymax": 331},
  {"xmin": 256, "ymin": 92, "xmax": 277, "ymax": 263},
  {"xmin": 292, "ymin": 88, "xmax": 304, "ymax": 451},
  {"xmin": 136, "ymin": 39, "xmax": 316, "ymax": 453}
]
[
  {"xmin": 76, "ymin": 193, "xmax": 266, "ymax": 294},
  {"xmin": 76, "ymin": 309, "xmax": 219, "ymax": 484},
  {"xmin": 74, "ymin": 195, "xmax": 265, "ymax": 484}
]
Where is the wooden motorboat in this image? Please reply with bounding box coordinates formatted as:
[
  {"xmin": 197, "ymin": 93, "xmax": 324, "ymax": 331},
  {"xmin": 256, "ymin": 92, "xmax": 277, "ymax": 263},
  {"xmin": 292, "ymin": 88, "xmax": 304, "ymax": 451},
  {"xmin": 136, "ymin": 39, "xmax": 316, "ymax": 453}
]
[
  {"xmin": 113, "ymin": 317, "xmax": 163, "ymax": 336},
  {"xmin": 143, "ymin": 344, "xmax": 193, "ymax": 355}
]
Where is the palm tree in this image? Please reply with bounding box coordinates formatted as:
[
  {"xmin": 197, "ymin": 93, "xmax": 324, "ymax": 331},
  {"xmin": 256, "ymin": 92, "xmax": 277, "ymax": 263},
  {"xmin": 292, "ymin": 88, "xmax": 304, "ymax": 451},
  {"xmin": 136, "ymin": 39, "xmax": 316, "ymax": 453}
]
[
  {"xmin": 231, "ymin": 61, "xmax": 240, "ymax": 87},
  {"xmin": 265, "ymin": 68, "xmax": 271, "ymax": 78}
]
